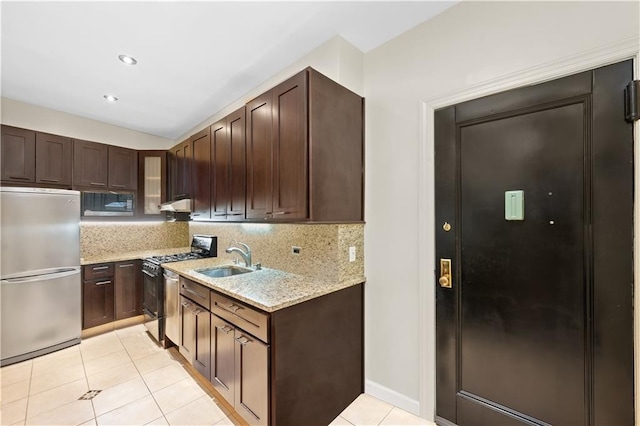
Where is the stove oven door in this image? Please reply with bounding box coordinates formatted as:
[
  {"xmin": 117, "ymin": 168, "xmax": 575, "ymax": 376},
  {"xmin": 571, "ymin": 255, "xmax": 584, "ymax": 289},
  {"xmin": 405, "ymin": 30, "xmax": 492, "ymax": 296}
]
[{"xmin": 142, "ymin": 267, "xmax": 164, "ymax": 343}]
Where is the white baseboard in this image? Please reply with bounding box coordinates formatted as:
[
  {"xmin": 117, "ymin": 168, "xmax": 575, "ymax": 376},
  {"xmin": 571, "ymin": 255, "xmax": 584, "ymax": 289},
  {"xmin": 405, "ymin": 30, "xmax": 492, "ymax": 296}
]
[{"xmin": 365, "ymin": 379, "xmax": 421, "ymax": 416}]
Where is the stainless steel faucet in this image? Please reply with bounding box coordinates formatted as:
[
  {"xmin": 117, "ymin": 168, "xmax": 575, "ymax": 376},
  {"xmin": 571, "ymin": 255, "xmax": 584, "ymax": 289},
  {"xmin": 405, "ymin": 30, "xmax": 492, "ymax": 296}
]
[{"xmin": 225, "ymin": 241, "xmax": 252, "ymax": 267}]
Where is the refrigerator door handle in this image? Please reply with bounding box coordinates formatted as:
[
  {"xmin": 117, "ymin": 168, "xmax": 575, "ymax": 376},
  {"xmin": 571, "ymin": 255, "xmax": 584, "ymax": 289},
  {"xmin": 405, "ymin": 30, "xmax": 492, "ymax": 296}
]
[{"xmin": 1, "ymin": 267, "xmax": 80, "ymax": 284}]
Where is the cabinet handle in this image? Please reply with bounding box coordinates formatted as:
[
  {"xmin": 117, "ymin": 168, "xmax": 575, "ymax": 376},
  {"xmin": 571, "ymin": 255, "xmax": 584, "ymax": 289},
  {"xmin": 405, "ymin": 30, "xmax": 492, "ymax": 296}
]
[
  {"xmin": 227, "ymin": 304, "xmax": 243, "ymax": 313},
  {"xmin": 216, "ymin": 325, "xmax": 233, "ymax": 334},
  {"xmin": 184, "ymin": 287, "xmax": 205, "ymax": 300},
  {"xmin": 90, "ymin": 182, "xmax": 106, "ymax": 186},
  {"xmin": 181, "ymin": 301, "xmax": 191, "ymax": 308},
  {"xmin": 192, "ymin": 213, "xmax": 201, "ymax": 216},
  {"xmin": 272, "ymin": 211, "xmax": 290, "ymax": 215},
  {"xmin": 214, "ymin": 213, "xmax": 228, "ymax": 216},
  {"xmin": 235, "ymin": 336, "xmax": 250, "ymax": 346},
  {"xmin": 39, "ymin": 178, "xmax": 60, "ymax": 183},
  {"xmin": 8, "ymin": 176, "xmax": 31, "ymax": 181},
  {"xmin": 95, "ymin": 280, "xmax": 111, "ymax": 286},
  {"xmin": 119, "ymin": 264, "xmax": 134, "ymax": 268},
  {"xmin": 227, "ymin": 213, "xmax": 243, "ymax": 216},
  {"xmin": 111, "ymin": 184, "xmax": 125, "ymax": 188},
  {"xmin": 265, "ymin": 212, "xmax": 273, "ymax": 215},
  {"xmin": 92, "ymin": 266, "xmax": 109, "ymax": 271}
]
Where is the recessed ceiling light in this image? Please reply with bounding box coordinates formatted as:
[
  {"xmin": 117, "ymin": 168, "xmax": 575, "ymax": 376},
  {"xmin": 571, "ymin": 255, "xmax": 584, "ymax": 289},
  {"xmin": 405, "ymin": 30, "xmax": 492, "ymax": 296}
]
[
  {"xmin": 103, "ymin": 95, "xmax": 118, "ymax": 102},
  {"xmin": 118, "ymin": 54, "xmax": 137, "ymax": 65}
]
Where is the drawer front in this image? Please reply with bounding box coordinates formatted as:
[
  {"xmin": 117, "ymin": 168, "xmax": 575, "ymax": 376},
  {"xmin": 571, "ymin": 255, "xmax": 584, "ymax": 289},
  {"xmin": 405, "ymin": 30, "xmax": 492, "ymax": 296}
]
[
  {"xmin": 83, "ymin": 263, "xmax": 114, "ymax": 281},
  {"xmin": 211, "ymin": 291, "xmax": 269, "ymax": 343},
  {"xmin": 180, "ymin": 277, "xmax": 210, "ymax": 310}
]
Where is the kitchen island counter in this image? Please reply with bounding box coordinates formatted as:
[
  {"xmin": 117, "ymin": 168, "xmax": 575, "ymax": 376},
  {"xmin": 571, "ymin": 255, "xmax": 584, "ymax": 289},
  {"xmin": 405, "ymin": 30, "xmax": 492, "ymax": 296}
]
[{"xmin": 163, "ymin": 258, "xmax": 365, "ymax": 312}]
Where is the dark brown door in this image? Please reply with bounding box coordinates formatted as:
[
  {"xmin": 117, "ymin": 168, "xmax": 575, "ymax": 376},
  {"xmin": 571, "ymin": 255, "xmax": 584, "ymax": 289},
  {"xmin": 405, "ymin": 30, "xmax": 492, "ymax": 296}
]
[
  {"xmin": 1, "ymin": 125, "xmax": 35, "ymax": 183},
  {"xmin": 246, "ymin": 92, "xmax": 273, "ymax": 220},
  {"xmin": 271, "ymin": 71, "xmax": 308, "ymax": 220},
  {"xmin": 211, "ymin": 120, "xmax": 229, "ymax": 220},
  {"xmin": 173, "ymin": 140, "xmax": 192, "ymax": 199},
  {"xmin": 435, "ymin": 61, "xmax": 634, "ymax": 425},
  {"xmin": 234, "ymin": 329, "xmax": 269, "ymax": 425},
  {"xmin": 194, "ymin": 306, "xmax": 211, "ymax": 380},
  {"xmin": 114, "ymin": 261, "xmax": 141, "ymax": 320},
  {"xmin": 35, "ymin": 132, "xmax": 72, "ymax": 186},
  {"xmin": 227, "ymin": 107, "xmax": 246, "ymax": 220},
  {"xmin": 83, "ymin": 279, "xmax": 115, "ymax": 329},
  {"xmin": 211, "ymin": 315, "xmax": 236, "ymax": 404},
  {"xmin": 73, "ymin": 140, "xmax": 108, "ymax": 188},
  {"xmin": 137, "ymin": 150, "xmax": 167, "ymax": 216},
  {"xmin": 191, "ymin": 128, "xmax": 211, "ymax": 219},
  {"xmin": 108, "ymin": 146, "xmax": 138, "ymax": 190},
  {"xmin": 180, "ymin": 295, "xmax": 196, "ymax": 361}
]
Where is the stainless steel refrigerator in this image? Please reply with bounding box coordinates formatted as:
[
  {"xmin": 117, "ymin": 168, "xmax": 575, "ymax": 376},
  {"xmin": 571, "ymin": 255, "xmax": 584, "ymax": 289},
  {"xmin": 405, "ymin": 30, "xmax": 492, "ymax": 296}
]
[{"xmin": 1, "ymin": 187, "xmax": 82, "ymax": 366}]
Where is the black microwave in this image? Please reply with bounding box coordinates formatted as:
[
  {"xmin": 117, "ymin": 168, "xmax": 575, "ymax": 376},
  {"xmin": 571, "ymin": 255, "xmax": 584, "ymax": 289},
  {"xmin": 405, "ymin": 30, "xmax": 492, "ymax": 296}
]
[{"xmin": 81, "ymin": 191, "xmax": 135, "ymax": 217}]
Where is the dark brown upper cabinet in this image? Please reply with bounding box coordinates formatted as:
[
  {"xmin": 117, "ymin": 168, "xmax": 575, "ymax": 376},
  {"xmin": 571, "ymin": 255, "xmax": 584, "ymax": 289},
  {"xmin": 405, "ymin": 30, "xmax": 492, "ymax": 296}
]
[
  {"xmin": 307, "ymin": 68, "xmax": 364, "ymax": 222},
  {"xmin": 210, "ymin": 106, "xmax": 246, "ymax": 221},
  {"xmin": 246, "ymin": 92, "xmax": 274, "ymax": 220},
  {"xmin": 171, "ymin": 139, "xmax": 192, "ymax": 200},
  {"xmin": 108, "ymin": 146, "xmax": 138, "ymax": 191},
  {"xmin": 271, "ymin": 71, "xmax": 308, "ymax": 220},
  {"xmin": 35, "ymin": 133, "xmax": 73, "ymax": 187},
  {"xmin": 191, "ymin": 128, "xmax": 211, "ymax": 220},
  {"xmin": 73, "ymin": 139, "xmax": 109, "ymax": 188},
  {"xmin": 246, "ymin": 68, "xmax": 364, "ymax": 222},
  {"xmin": 246, "ymin": 74, "xmax": 307, "ymax": 221},
  {"xmin": 138, "ymin": 150, "xmax": 167, "ymax": 216},
  {"xmin": 1, "ymin": 125, "xmax": 36, "ymax": 183}
]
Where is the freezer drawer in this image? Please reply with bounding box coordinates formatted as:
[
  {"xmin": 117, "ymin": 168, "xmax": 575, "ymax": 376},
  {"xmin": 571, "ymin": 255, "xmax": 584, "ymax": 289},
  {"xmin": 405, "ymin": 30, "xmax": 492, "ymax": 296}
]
[{"xmin": 1, "ymin": 269, "xmax": 81, "ymax": 364}]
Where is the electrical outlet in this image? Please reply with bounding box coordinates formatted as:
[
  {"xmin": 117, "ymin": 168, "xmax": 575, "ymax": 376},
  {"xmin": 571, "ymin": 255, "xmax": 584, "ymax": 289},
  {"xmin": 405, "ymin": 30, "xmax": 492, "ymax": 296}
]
[
  {"xmin": 349, "ymin": 246, "xmax": 356, "ymax": 262},
  {"xmin": 292, "ymin": 246, "xmax": 301, "ymax": 255}
]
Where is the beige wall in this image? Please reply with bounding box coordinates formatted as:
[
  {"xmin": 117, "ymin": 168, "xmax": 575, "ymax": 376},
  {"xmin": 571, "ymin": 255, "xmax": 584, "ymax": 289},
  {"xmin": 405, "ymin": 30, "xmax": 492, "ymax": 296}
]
[
  {"xmin": 363, "ymin": 0, "xmax": 639, "ymax": 416},
  {"xmin": 176, "ymin": 35, "xmax": 364, "ymax": 143},
  {"xmin": 1, "ymin": 98, "xmax": 174, "ymax": 150}
]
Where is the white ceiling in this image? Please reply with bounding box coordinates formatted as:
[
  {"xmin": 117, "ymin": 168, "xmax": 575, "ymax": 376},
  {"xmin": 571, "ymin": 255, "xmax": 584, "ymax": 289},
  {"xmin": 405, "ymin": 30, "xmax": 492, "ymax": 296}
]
[{"xmin": 1, "ymin": 1, "xmax": 456, "ymax": 140}]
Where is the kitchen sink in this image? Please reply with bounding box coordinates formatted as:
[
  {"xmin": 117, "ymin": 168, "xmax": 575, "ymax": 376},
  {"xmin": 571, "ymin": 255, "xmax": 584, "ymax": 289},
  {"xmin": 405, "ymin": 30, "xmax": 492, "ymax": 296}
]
[{"xmin": 195, "ymin": 265, "xmax": 253, "ymax": 278}]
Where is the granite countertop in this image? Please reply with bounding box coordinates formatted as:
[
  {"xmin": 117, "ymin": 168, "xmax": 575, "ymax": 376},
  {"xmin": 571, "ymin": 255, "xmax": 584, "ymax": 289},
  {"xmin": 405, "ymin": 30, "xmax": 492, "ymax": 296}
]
[
  {"xmin": 82, "ymin": 248, "xmax": 364, "ymax": 312},
  {"xmin": 162, "ymin": 258, "xmax": 365, "ymax": 313},
  {"xmin": 80, "ymin": 247, "xmax": 192, "ymax": 265}
]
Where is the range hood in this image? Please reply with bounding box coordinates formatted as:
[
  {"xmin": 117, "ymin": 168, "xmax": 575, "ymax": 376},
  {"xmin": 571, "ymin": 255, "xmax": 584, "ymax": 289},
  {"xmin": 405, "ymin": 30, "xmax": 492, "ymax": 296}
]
[{"xmin": 159, "ymin": 199, "xmax": 192, "ymax": 213}]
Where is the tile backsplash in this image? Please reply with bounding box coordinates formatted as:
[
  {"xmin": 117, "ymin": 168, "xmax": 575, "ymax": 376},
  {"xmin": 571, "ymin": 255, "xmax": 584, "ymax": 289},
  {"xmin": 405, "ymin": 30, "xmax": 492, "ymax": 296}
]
[
  {"xmin": 80, "ymin": 221, "xmax": 364, "ymax": 283},
  {"xmin": 189, "ymin": 222, "xmax": 365, "ymax": 282},
  {"xmin": 80, "ymin": 222, "xmax": 189, "ymax": 258}
]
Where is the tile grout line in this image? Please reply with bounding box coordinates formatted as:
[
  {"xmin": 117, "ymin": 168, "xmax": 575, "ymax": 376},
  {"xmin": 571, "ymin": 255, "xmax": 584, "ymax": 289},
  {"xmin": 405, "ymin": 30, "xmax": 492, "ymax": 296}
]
[
  {"xmin": 78, "ymin": 341, "xmax": 98, "ymax": 425},
  {"xmin": 22, "ymin": 359, "xmax": 34, "ymax": 425},
  {"xmin": 377, "ymin": 406, "xmax": 395, "ymax": 426},
  {"xmin": 84, "ymin": 330, "xmax": 149, "ymax": 423},
  {"xmin": 115, "ymin": 329, "xmax": 171, "ymax": 425}
]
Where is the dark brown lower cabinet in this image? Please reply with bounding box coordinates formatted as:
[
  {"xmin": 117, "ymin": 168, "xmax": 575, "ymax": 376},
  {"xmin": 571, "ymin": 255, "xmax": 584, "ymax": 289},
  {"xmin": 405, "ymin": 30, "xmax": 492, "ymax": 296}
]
[
  {"xmin": 211, "ymin": 315, "xmax": 236, "ymax": 403},
  {"xmin": 180, "ymin": 276, "xmax": 363, "ymax": 426},
  {"xmin": 180, "ymin": 295, "xmax": 195, "ymax": 361},
  {"xmin": 234, "ymin": 329, "xmax": 269, "ymax": 425},
  {"xmin": 114, "ymin": 260, "xmax": 142, "ymax": 320},
  {"xmin": 82, "ymin": 279, "xmax": 114, "ymax": 329},
  {"xmin": 180, "ymin": 295, "xmax": 211, "ymax": 380}
]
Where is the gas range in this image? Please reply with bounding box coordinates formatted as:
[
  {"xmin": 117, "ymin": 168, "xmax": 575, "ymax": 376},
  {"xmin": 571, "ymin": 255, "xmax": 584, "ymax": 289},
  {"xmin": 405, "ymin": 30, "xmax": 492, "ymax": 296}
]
[
  {"xmin": 142, "ymin": 234, "xmax": 217, "ymax": 345},
  {"xmin": 145, "ymin": 252, "xmax": 204, "ymax": 265},
  {"xmin": 143, "ymin": 234, "xmax": 217, "ymax": 273}
]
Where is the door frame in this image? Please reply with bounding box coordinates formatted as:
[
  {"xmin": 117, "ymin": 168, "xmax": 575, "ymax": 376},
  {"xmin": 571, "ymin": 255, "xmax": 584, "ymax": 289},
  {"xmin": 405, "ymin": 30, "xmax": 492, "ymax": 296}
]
[{"xmin": 418, "ymin": 38, "xmax": 640, "ymax": 422}]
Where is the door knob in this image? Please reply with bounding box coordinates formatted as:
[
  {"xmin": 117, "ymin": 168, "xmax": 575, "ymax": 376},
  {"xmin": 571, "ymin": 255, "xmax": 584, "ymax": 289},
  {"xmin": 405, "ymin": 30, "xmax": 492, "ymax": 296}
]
[{"xmin": 439, "ymin": 259, "xmax": 452, "ymax": 288}]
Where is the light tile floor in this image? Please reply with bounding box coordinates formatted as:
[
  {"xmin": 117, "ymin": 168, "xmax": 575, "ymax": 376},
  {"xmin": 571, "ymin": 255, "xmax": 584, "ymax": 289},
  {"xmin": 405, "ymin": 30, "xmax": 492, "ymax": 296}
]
[{"xmin": 0, "ymin": 324, "xmax": 433, "ymax": 426}]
